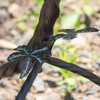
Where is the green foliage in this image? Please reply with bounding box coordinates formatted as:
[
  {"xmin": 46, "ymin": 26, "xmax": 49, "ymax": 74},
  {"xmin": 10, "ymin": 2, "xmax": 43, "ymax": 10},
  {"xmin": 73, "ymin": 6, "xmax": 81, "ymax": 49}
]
[
  {"xmin": 83, "ymin": 4, "xmax": 93, "ymax": 16},
  {"xmin": 61, "ymin": 8, "xmax": 81, "ymax": 29},
  {"xmin": 91, "ymin": 51, "xmax": 100, "ymax": 59},
  {"xmin": 78, "ymin": 76, "xmax": 90, "ymax": 83},
  {"xmin": 16, "ymin": 22, "xmax": 27, "ymax": 32},
  {"xmin": 17, "ymin": 0, "xmax": 42, "ymax": 32},
  {"xmin": 17, "ymin": 11, "xmax": 39, "ymax": 31},
  {"xmin": 17, "ymin": 14, "xmax": 31, "ymax": 22},
  {"xmin": 17, "ymin": 11, "xmax": 39, "ymax": 22},
  {"xmin": 55, "ymin": 45, "xmax": 79, "ymax": 92},
  {"xmin": 65, "ymin": 77, "xmax": 76, "ymax": 91},
  {"xmin": 56, "ymin": 42, "xmax": 98, "ymax": 93},
  {"xmin": 56, "ymin": 77, "xmax": 76, "ymax": 91},
  {"xmin": 60, "ymin": 0, "xmax": 94, "ymax": 29},
  {"xmin": 61, "ymin": 89, "xmax": 68, "ymax": 94},
  {"xmin": 54, "ymin": 23, "xmax": 60, "ymax": 35},
  {"xmin": 83, "ymin": 0, "xmax": 88, "ymax": 3},
  {"xmin": 22, "ymin": 75, "xmax": 28, "ymax": 84},
  {"xmin": 60, "ymin": 8, "xmax": 87, "ymax": 29},
  {"xmin": 59, "ymin": 45, "xmax": 79, "ymax": 64},
  {"xmin": 34, "ymin": 0, "xmax": 44, "ymax": 6}
]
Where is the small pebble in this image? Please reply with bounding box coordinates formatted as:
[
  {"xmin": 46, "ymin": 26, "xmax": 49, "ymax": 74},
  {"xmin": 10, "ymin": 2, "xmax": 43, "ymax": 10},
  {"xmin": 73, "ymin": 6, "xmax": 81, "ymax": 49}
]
[
  {"xmin": 93, "ymin": 63, "xmax": 99, "ymax": 69},
  {"xmin": 0, "ymin": 1, "xmax": 10, "ymax": 9},
  {"xmin": 82, "ymin": 96, "xmax": 88, "ymax": 100},
  {"xmin": 86, "ymin": 87, "xmax": 99, "ymax": 94},
  {"xmin": 0, "ymin": 9, "xmax": 9, "ymax": 20},
  {"xmin": 33, "ymin": 78, "xmax": 45, "ymax": 92},
  {"xmin": 80, "ymin": 49, "xmax": 90, "ymax": 58}
]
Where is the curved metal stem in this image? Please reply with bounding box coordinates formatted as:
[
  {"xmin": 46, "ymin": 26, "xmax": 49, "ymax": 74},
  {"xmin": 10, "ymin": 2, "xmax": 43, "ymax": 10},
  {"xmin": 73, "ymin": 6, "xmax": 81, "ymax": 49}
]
[
  {"xmin": 46, "ymin": 57, "xmax": 100, "ymax": 86},
  {"xmin": 16, "ymin": 62, "xmax": 42, "ymax": 100},
  {"xmin": 28, "ymin": 0, "xmax": 60, "ymax": 48}
]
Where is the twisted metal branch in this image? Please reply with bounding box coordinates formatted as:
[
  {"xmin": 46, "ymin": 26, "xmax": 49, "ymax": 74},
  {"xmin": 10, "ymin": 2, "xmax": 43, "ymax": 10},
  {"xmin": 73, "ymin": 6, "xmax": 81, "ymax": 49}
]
[
  {"xmin": 15, "ymin": 61, "xmax": 42, "ymax": 100},
  {"xmin": 28, "ymin": 0, "xmax": 60, "ymax": 48},
  {"xmin": 0, "ymin": 0, "xmax": 60, "ymax": 78},
  {"xmin": 15, "ymin": 0, "xmax": 61, "ymax": 100},
  {"xmin": 46, "ymin": 57, "xmax": 100, "ymax": 86}
]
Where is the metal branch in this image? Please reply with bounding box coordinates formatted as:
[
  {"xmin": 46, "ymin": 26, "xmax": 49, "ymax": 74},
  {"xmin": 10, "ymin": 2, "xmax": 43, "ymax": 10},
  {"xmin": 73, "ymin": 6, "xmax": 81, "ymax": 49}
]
[
  {"xmin": 15, "ymin": 0, "xmax": 61, "ymax": 100},
  {"xmin": 28, "ymin": 0, "xmax": 60, "ymax": 48},
  {"xmin": 16, "ymin": 61, "xmax": 42, "ymax": 100},
  {"xmin": 46, "ymin": 57, "xmax": 100, "ymax": 86},
  {"xmin": 0, "ymin": 0, "xmax": 60, "ymax": 78}
]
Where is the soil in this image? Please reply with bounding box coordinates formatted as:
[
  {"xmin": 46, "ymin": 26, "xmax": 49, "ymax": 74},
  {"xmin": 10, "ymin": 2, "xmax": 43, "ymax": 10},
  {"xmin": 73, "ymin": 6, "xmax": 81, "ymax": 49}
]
[{"xmin": 0, "ymin": 0, "xmax": 100, "ymax": 100}]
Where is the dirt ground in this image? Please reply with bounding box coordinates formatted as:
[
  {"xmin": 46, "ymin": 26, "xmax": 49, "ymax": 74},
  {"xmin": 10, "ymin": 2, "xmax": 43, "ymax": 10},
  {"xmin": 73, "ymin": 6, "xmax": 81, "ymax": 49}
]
[{"xmin": 0, "ymin": 0, "xmax": 100, "ymax": 100}]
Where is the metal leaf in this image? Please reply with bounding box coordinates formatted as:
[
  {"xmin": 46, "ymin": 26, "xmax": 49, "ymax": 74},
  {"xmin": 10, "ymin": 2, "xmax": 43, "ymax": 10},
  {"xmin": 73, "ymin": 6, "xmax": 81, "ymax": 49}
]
[
  {"xmin": 47, "ymin": 34, "xmax": 65, "ymax": 42},
  {"xmin": 58, "ymin": 28, "xmax": 99, "ymax": 40},
  {"xmin": 31, "ymin": 55, "xmax": 44, "ymax": 63},
  {"xmin": 59, "ymin": 29, "xmax": 75, "ymax": 33},
  {"xmin": 31, "ymin": 46, "xmax": 48, "ymax": 55},
  {"xmin": 20, "ymin": 57, "xmax": 33, "ymax": 78},
  {"xmin": 7, "ymin": 52, "xmax": 27, "ymax": 61},
  {"xmin": 59, "ymin": 28, "xmax": 99, "ymax": 34},
  {"xmin": 14, "ymin": 45, "xmax": 30, "ymax": 54},
  {"xmin": 75, "ymin": 27, "xmax": 99, "ymax": 33},
  {"xmin": 63, "ymin": 33, "xmax": 77, "ymax": 40}
]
